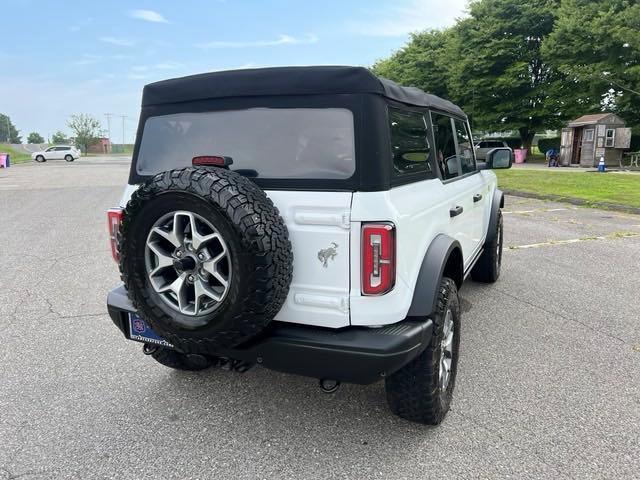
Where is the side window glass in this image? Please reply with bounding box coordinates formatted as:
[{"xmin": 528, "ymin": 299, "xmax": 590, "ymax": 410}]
[
  {"xmin": 389, "ymin": 107, "xmax": 431, "ymax": 176},
  {"xmin": 454, "ymin": 120, "xmax": 476, "ymax": 175},
  {"xmin": 431, "ymin": 112, "xmax": 459, "ymax": 180}
]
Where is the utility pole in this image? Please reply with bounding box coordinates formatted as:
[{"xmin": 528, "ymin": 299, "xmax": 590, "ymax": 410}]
[
  {"xmin": 120, "ymin": 115, "xmax": 126, "ymax": 146},
  {"xmin": 104, "ymin": 113, "xmax": 113, "ymax": 152}
]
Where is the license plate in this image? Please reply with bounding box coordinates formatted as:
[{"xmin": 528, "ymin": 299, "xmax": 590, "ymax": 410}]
[{"xmin": 128, "ymin": 313, "xmax": 174, "ymax": 348}]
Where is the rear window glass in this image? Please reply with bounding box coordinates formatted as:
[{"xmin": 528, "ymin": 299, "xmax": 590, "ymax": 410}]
[
  {"xmin": 136, "ymin": 108, "xmax": 355, "ymax": 179},
  {"xmin": 389, "ymin": 107, "xmax": 432, "ymax": 176}
]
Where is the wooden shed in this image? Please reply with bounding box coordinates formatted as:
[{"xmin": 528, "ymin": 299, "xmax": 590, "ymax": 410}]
[{"xmin": 559, "ymin": 113, "xmax": 631, "ymax": 167}]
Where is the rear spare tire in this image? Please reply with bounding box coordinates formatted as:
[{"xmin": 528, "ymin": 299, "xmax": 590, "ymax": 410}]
[{"xmin": 119, "ymin": 167, "xmax": 293, "ymax": 354}]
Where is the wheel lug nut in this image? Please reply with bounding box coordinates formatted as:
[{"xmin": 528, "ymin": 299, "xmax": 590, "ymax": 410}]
[
  {"xmin": 188, "ymin": 274, "xmax": 195, "ymax": 282},
  {"xmin": 176, "ymin": 251, "xmax": 183, "ymax": 258},
  {"xmin": 198, "ymin": 253, "xmax": 205, "ymax": 260}
]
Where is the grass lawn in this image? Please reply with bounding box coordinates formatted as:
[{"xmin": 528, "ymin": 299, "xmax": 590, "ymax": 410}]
[
  {"xmin": 495, "ymin": 169, "xmax": 640, "ymax": 208},
  {"xmin": 0, "ymin": 144, "xmax": 33, "ymax": 164}
]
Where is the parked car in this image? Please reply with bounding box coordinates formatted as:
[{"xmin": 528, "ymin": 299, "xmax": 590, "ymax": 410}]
[
  {"xmin": 475, "ymin": 139, "xmax": 510, "ymax": 160},
  {"xmin": 106, "ymin": 66, "xmax": 512, "ymax": 425},
  {"xmin": 32, "ymin": 145, "xmax": 80, "ymax": 162}
]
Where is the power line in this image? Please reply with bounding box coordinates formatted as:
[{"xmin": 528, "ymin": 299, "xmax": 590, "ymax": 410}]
[{"xmin": 104, "ymin": 113, "xmax": 130, "ymax": 146}]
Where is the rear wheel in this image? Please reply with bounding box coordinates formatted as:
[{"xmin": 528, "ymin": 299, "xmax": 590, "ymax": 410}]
[
  {"xmin": 35, "ymin": 155, "xmax": 45, "ymax": 163},
  {"xmin": 385, "ymin": 277, "xmax": 460, "ymax": 425},
  {"xmin": 64, "ymin": 154, "xmax": 74, "ymax": 162},
  {"xmin": 471, "ymin": 210, "xmax": 503, "ymax": 283}
]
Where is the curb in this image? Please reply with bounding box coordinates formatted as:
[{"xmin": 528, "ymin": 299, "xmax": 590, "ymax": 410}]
[{"xmin": 503, "ymin": 189, "xmax": 640, "ymax": 215}]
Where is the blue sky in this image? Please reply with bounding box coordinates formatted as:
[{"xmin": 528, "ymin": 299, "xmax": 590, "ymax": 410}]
[{"xmin": 1, "ymin": 0, "xmax": 466, "ymax": 142}]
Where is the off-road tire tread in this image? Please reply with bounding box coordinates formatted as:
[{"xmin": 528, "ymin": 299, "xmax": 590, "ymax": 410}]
[
  {"xmin": 119, "ymin": 167, "xmax": 293, "ymax": 353},
  {"xmin": 471, "ymin": 210, "xmax": 503, "ymax": 283},
  {"xmin": 385, "ymin": 277, "xmax": 460, "ymax": 425}
]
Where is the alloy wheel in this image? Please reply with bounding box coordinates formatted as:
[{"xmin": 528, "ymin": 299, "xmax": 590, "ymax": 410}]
[
  {"xmin": 439, "ymin": 308, "xmax": 455, "ymax": 391},
  {"xmin": 145, "ymin": 210, "xmax": 231, "ymax": 316}
]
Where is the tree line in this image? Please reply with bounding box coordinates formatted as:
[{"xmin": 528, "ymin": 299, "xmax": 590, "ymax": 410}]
[
  {"xmin": 1, "ymin": 112, "xmax": 104, "ymax": 153},
  {"xmin": 372, "ymin": 0, "xmax": 639, "ymax": 149}
]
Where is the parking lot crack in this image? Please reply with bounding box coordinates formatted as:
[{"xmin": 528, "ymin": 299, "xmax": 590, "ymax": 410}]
[{"xmin": 495, "ymin": 288, "xmax": 627, "ymax": 344}]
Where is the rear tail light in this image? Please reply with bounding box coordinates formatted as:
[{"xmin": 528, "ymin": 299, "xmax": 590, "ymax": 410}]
[
  {"xmin": 361, "ymin": 223, "xmax": 396, "ymax": 295},
  {"xmin": 107, "ymin": 208, "xmax": 124, "ymax": 263}
]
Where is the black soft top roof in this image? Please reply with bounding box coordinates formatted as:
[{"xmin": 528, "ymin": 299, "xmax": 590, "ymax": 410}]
[{"xmin": 141, "ymin": 65, "xmax": 466, "ymax": 118}]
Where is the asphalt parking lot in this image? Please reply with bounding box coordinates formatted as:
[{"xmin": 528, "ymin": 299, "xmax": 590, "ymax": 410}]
[{"xmin": 1, "ymin": 157, "xmax": 639, "ymax": 479}]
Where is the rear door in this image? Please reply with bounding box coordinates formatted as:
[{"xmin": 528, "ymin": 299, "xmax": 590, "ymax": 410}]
[
  {"xmin": 265, "ymin": 191, "xmax": 352, "ymax": 328},
  {"xmin": 431, "ymin": 112, "xmax": 483, "ymax": 265},
  {"xmin": 54, "ymin": 147, "xmax": 66, "ymax": 159},
  {"xmin": 453, "ymin": 118, "xmax": 488, "ymax": 252}
]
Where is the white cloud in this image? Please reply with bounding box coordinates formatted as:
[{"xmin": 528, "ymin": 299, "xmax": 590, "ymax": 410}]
[
  {"xmin": 349, "ymin": 0, "xmax": 466, "ymax": 37},
  {"xmin": 196, "ymin": 33, "xmax": 318, "ymax": 49},
  {"xmin": 100, "ymin": 37, "xmax": 134, "ymax": 47},
  {"xmin": 131, "ymin": 65, "xmax": 149, "ymax": 72},
  {"xmin": 128, "ymin": 9, "xmax": 169, "ymax": 23}
]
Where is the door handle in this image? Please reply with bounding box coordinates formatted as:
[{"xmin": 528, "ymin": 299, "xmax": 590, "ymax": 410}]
[
  {"xmin": 473, "ymin": 193, "xmax": 483, "ymax": 203},
  {"xmin": 450, "ymin": 206, "xmax": 464, "ymax": 217}
]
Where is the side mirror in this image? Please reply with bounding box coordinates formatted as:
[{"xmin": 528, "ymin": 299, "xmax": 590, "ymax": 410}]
[{"xmin": 486, "ymin": 148, "xmax": 513, "ymax": 169}]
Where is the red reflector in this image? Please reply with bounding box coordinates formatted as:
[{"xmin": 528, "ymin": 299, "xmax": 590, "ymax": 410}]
[
  {"xmin": 192, "ymin": 155, "xmax": 233, "ymax": 167},
  {"xmin": 361, "ymin": 223, "xmax": 396, "ymax": 295},
  {"xmin": 107, "ymin": 208, "xmax": 124, "ymax": 263}
]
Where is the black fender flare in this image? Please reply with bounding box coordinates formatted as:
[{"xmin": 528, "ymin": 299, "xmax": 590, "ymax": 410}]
[
  {"xmin": 485, "ymin": 188, "xmax": 504, "ymax": 245},
  {"xmin": 407, "ymin": 234, "xmax": 463, "ymax": 318}
]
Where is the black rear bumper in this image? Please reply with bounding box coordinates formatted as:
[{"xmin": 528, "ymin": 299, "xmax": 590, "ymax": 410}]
[{"xmin": 107, "ymin": 285, "xmax": 433, "ymax": 385}]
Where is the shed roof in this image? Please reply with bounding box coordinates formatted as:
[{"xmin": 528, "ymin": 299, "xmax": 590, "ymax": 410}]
[
  {"xmin": 141, "ymin": 66, "xmax": 466, "ymax": 118},
  {"xmin": 568, "ymin": 113, "xmax": 624, "ymax": 126}
]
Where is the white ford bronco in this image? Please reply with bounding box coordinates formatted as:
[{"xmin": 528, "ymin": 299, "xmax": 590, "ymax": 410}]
[{"xmin": 106, "ymin": 66, "xmax": 511, "ymax": 425}]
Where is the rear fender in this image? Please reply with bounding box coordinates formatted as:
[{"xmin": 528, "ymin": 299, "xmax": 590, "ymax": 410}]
[
  {"xmin": 485, "ymin": 189, "xmax": 504, "ymax": 244},
  {"xmin": 407, "ymin": 234, "xmax": 463, "ymax": 318}
]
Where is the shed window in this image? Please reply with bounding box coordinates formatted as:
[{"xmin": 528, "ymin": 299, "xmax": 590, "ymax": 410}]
[
  {"xmin": 605, "ymin": 129, "xmax": 615, "ymax": 147},
  {"xmin": 584, "ymin": 129, "xmax": 594, "ymax": 142}
]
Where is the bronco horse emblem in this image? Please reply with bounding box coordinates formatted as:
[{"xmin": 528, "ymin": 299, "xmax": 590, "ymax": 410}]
[{"xmin": 317, "ymin": 242, "xmax": 338, "ymax": 268}]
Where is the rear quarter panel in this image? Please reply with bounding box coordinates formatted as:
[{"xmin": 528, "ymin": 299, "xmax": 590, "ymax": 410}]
[{"xmin": 350, "ymin": 172, "xmax": 497, "ymax": 327}]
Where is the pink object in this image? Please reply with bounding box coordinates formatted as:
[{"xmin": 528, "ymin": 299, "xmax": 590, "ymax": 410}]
[
  {"xmin": 514, "ymin": 149, "xmax": 528, "ymax": 164},
  {"xmin": 0, "ymin": 153, "xmax": 8, "ymax": 168}
]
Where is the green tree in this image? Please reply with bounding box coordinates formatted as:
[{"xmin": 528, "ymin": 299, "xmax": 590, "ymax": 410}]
[
  {"xmin": 372, "ymin": 29, "xmax": 455, "ymax": 100},
  {"xmin": 51, "ymin": 131, "xmax": 68, "ymax": 144},
  {"xmin": 67, "ymin": 114, "xmax": 101, "ymax": 154},
  {"xmin": 27, "ymin": 132, "xmax": 45, "ymax": 144},
  {"xmin": 450, "ymin": 0, "xmax": 576, "ymax": 150},
  {"xmin": 543, "ymin": 0, "xmax": 640, "ymax": 123},
  {"xmin": 0, "ymin": 113, "xmax": 21, "ymax": 143}
]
